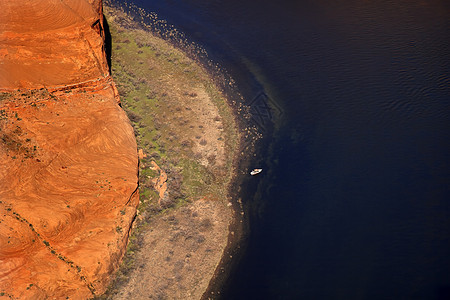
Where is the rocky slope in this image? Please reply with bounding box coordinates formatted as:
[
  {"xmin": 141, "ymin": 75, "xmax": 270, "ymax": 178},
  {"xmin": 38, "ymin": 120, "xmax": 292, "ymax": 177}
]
[{"xmin": 0, "ymin": 1, "xmax": 139, "ymax": 298}]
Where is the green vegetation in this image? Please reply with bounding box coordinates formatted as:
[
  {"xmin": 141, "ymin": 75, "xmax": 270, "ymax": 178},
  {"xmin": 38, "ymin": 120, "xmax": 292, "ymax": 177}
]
[
  {"xmin": 107, "ymin": 11, "xmax": 238, "ymax": 215},
  {"xmin": 98, "ymin": 5, "xmax": 240, "ymax": 298}
]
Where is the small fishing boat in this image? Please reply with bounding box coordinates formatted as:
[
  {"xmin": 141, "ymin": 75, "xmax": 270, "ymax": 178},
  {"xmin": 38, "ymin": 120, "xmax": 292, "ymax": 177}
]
[{"xmin": 250, "ymin": 168, "xmax": 262, "ymax": 176}]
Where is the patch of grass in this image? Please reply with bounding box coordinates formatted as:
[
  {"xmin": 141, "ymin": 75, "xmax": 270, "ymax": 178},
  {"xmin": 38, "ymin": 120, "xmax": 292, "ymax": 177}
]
[
  {"xmin": 109, "ymin": 26, "xmax": 236, "ymax": 203},
  {"xmin": 98, "ymin": 5, "xmax": 240, "ymax": 298}
]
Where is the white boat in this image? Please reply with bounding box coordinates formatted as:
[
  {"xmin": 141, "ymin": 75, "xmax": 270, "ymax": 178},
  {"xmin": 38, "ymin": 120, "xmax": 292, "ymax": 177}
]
[{"xmin": 250, "ymin": 168, "xmax": 262, "ymax": 176}]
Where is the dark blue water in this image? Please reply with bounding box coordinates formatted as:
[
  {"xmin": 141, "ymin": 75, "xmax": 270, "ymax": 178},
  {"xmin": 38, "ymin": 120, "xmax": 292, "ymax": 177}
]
[{"xmin": 126, "ymin": 0, "xmax": 450, "ymax": 298}]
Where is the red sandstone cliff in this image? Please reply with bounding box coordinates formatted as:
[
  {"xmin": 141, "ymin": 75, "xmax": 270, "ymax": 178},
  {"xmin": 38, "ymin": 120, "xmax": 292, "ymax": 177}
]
[{"xmin": 0, "ymin": 1, "xmax": 139, "ymax": 298}]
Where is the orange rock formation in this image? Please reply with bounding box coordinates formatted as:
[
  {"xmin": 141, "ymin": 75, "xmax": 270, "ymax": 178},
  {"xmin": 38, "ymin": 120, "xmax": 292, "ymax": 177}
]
[
  {"xmin": 149, "ymin": 161, "xmax": 168, "ymax": 206},
  {"xmin": 0, "ymin": 1, "xmax": 139, "ymax": 298}
]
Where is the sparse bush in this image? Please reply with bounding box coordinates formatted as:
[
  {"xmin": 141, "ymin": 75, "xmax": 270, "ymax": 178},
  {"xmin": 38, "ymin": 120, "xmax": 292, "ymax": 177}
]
[
  {"xmin": 196, "ymin": 235, "xmax": 205, "ymax": 243},
  {"xmin": 136, "ymin": 40, "xmax": 147, "ymax": 48},
  {"xmin": 169, "ymin": 171, "xmax": 185, "ymax": 201},
  {"xmin": 152, "ymin": 133, "xmax": 161, "ymax": 141},
  {"xmin": 146, "ymin": 91, "xmax": 157, "ymax": 99},
  {"xmin": 199, "ymin": 218, "xmax": 212, "ymax": 231},
  {"xmin": 207, "ymin": 154, "xmax": 216, "ymax": 164},
  {"xmin": 126, "ymin": 110, "xmax": 142, "ymax": 123},
  {"xmin": 181, "ymin": 140, "xmax": 190, "ymax": 148},
  {"xmin": 160, "ymin": 194, "xmax": 176, "ymax": 209},
  {"xmin": 150, "ymin": 152, "xmax": 160, "ymax": 160},
  {"xmin": 184, "ymin": 91, "xmax": 197, "ymax": 97},
  {"xmin": 153, "ymin": 120, "xmax": 161, "ymax": 130}
]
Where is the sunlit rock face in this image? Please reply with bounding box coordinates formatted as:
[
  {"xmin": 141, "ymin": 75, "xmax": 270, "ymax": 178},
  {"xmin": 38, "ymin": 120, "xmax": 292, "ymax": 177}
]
[
  {"xmin": 0, "ymin": 1, "xmax": 139, "ymax": 298},
  {"xmin": 0, "ymin": 0, "xmax": 108, "ymax": 89}
]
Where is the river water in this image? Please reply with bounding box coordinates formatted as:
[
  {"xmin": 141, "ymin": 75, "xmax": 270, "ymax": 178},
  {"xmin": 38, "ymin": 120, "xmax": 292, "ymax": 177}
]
[{"xmin": 124, "ymin": 0, "xmax": 449, "ymax": 299}]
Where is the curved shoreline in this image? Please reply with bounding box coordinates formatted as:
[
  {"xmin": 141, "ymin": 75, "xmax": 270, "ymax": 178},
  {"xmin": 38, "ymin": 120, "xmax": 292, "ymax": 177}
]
[{"xmin": 100, "ymin": 4, "xmax": 258, "ymax": 299}]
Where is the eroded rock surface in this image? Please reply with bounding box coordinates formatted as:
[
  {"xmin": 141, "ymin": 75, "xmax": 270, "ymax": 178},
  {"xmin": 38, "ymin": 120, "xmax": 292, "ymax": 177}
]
[
  {"xmin": 0, "ymin": 1, "xmax": 138, "ymax": 298},
  {"xmin": 0, "ymin": 0, "xmax": 109, "ymax": 89}
]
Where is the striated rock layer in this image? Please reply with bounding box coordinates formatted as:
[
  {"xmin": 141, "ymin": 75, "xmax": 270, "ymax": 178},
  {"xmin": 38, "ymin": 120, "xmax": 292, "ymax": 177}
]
[
  {"xmin": 0, "ymin": 0, "xmax": 109, "ymax": 89},
  {"xmin": 0, "ymin": 1, "xmax": 139, "ymax": 299}
]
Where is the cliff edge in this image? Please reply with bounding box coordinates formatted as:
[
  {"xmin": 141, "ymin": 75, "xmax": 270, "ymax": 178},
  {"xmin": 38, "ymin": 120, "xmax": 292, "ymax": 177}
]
[{"xmin": 0, "ymin": 1, "xmax": 139, "ymax": 298}]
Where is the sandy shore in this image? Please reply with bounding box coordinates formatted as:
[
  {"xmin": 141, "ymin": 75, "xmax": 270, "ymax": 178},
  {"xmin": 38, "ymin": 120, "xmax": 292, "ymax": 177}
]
[{"xmin": 100, "ymin": 4, "xmax": 244, "ymax": 299}]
